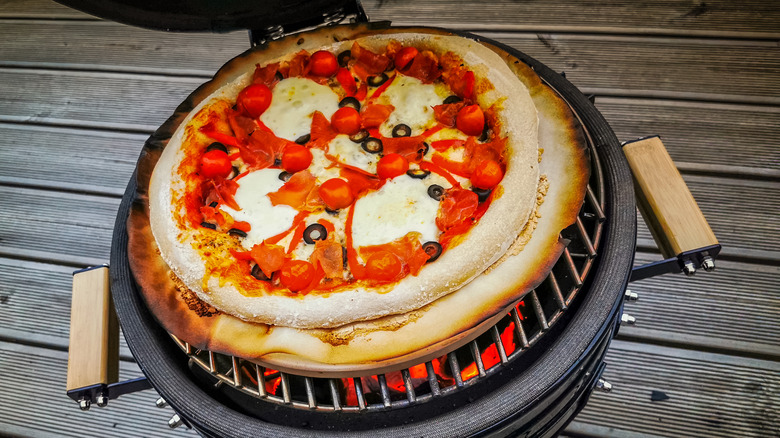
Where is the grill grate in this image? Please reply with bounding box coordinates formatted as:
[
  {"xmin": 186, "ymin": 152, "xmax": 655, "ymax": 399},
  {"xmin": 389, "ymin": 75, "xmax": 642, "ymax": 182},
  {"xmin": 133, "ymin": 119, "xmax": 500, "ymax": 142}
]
[{"xmin": 169, "ymin": 125, "xmax": 605, "ymax": 413}]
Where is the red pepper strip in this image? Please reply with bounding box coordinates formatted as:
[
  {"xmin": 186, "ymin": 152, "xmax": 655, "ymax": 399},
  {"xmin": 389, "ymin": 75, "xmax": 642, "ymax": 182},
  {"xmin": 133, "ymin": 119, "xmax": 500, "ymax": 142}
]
[
  {"xmin": 200, "ymin": 129, "xmax": 241, "ymax": 148},
  {"xmin": 232, "ymin": 221, "xmax": 252, "ymax": 232},
  {"xmin": 317, "ymin": 218, "xmax": 335, "ymax": 234},
  {"xmin": 430, "ymin": 139, "xmax": 465, "ymax": 152},
  {"xmin": 354, "ymin": 83, "xmax": 368, "ymax": 102},
  {"xmin": 228, "ymin": 152, "xmax": 241, "ymax": 161},
  {"xmin": 419, "ymin": 160, "xmax": 460, "ymax": 188},
  {"xmin": 287, "ymin": 220, "xmax": 307, "ymax": 254},
  {"xmin": 336, "ymin": 68, "xmax": 357, "ymax": 96},
  {"xmin": 422, "ymin": 124, "xmax": 444, "ymax": 138},
  {"xmin": 229, "ymin": 248, "xmax": 254, "ymax": 260},
  {"xmin": 265, "ymin": 210, "xmax": 309, "ymax": 245},
  {"xmin": 369, "ymin": 74, "xmax": 396, "ymax": 100},
  {"xmin": 255, "ymin": 119, "xmax": 274, "ymax": 133},
  {"xmin": 324, "ymin": 153, "xmax": 376, "ymax": 177},
  {"xmin": 233, "ymin": 170, "xmax": 250, "ymax": 181},
  {"xmin": 432, "ymin": 153, "xmax": 471, "ymax": 179},
  {"xmin": 345, "ymin": 203, "xmax": 366, "ymax": 280}
]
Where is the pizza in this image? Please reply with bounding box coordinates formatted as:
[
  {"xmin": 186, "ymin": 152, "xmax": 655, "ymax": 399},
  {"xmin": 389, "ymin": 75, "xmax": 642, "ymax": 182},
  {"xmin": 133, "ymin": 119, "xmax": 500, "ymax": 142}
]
[{"xmin": 128, "ymin": 24, "xmax": 589, "ymax": 373}]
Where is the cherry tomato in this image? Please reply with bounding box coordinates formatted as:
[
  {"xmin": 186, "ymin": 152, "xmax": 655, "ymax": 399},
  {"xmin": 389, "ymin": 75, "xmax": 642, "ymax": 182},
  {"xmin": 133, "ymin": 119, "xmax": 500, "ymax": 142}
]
[
  {"xmin": 376, "ymin": 153, "xmax": 409, "ymax": 179},
  {"xmin": 319, "ymin": 178, "xmax": 355, "ymax": 210},
  {"xmin": 331, "ymin": 107, "xmax": 362, "ymax": 135},
  {"xmin": 279, "ymin": 260, "xmax": 316, "ymax": 292},
  {"xmin": 471, "ymin": 159, "xmax": 504, "ymax": 190},
  {"xmin": 281, "ymin": 144, "xmax": 313, "ymax": 173},
  {"xmin": 309, "ymin": 50, "xmax": 339, "ymax": 77},
  {"xmin": 394, "ymin": 46, "xmax": 419, "ymax": 70},
  {"xmin": 237, "ymin": 83, "xmax": 273, "ymax": 118},
  {"xmin": 200, "ymin": 149, "xmax": 232, "ymax": 179},
  {"xmin": 455, "ymin": 104, "xmax": 485, "ymax": 136},
  {"xmin": 366, "ymin": 251, "xmax": 403, "ymax": 282}
]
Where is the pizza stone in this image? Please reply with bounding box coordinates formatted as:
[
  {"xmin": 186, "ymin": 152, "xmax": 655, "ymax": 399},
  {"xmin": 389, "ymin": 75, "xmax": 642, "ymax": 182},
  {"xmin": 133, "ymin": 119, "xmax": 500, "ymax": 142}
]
[{"xmin": 128, "ymin": 24, "xmax": 589, "ymax": 374}]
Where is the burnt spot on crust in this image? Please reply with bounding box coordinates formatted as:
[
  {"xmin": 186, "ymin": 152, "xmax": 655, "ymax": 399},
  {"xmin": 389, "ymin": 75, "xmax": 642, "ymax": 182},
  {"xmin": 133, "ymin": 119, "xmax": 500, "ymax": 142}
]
[{"xmin": 170, "ymin": 271, "xmax": 221, "ymax": 317}]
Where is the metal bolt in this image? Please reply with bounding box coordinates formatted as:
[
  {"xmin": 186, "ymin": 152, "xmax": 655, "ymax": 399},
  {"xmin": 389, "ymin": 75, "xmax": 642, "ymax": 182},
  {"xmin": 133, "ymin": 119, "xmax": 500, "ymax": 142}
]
[
  {"xmin": 624, "ymin": 289, "xmax": 638, "ymax": 302},
  {"xmin": 683, "ymin": 260, "xmax": 696, "ymax": 276},
  {"xmin": 621, "ymin": 313, "xmax": 636, "ymax": 325},
  {"xmin": 702, "ymin": 256, "xmax": 716, "ymax": 272},
  {"xmin": 155, "ymin": 397, "xmax": 168, "ymax": 408},
  {"xmin": 78, "ymin": 399, "xmax": 91, "ymax": 411},
  {"xmin": 595, "ymin": 378, "xmax": 612, "ymax": 392},
  {"xmin": 96, "ymin": 394, "xmax": 108, "ymax": 408},
  {"xmin": 168, "ymin": 413, "xmax": 183, "ymax": 429}
]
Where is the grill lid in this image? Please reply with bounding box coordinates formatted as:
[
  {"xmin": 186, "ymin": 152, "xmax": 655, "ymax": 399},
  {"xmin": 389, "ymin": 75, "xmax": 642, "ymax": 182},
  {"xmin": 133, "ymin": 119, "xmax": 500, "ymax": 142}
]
[{"xmin": 54, "ymin": 0, "xmax": 365, "ymax": 32}]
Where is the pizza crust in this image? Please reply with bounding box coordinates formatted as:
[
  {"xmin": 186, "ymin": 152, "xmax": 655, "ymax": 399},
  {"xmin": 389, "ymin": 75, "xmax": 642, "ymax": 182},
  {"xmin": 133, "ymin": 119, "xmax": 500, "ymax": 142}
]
[
  {"xmin": 128, "ymin": 24, "xmax": 589, "ymax": 373},
  {"xmin": 147, "ymin": 27, "xmax": 540, "ymax": 328}
]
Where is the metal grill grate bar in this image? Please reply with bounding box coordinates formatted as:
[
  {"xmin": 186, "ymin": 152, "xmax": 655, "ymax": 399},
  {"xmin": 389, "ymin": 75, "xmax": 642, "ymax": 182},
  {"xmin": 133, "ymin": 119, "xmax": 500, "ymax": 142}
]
[
  {"xmin": 377, "ymin": 374, "xmax": 392, "ymax": 407},
  {"xmin": 448, "ymin": 352, "xmax": 464, "ymax": 387},
  {"xmin": 470, "ymin": 340, "xmax": 487, "ymax": 378},
  {"xmin": 280, "ymin": 372, "xmax": 292, "ymax": 404},
  {"xmin": 402, "ymin": 369, "xmax": 416, "ymax": 403},
  {"xmin": 353, "ymin": 378, "xmax": 366, "ymax": 410},
  {"xmin": 548, "ymin": 271, "xmax": 567, "ymax": 310},
  {"xmin": 490, "ymin": 325, "xmax": 509, "ymax": 365},
  {"xmin": 328, "ymin": 379, "xmax": 342, "ymax": 410},
  {"xmin": 563, "ymin": 248, "xmax": 584, "ymax": 287},
  {"xmin": 425, "ymin": 361, "xmax": 441, "ymax": 396},
  {"xmin": 304, "ymin": 377, "xmax": 316, "ymax": 409},
  {"xmin": 586, "ymin": 184, "xmax": 606, "ymax": 223}
]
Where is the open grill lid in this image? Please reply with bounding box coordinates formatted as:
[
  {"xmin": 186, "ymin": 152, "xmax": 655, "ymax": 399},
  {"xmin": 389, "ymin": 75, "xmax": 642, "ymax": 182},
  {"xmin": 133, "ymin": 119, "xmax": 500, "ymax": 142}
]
[{"xmin": 54, "ymin": 0, "xmax": 366, "ymax": 33}]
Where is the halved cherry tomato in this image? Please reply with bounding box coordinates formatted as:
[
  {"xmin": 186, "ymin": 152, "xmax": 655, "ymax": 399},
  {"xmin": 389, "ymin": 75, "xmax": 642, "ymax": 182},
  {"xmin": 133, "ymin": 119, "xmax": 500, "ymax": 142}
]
[
  {"xmin": 281, "ymin": 144, "xmax": 313, "ymax": 173},
  {"xmin": 376, "ymin": 153, "xmax": 409, "ymax": 179},
  {"xmin": 237, "ymin": 83, "xmax": 273, "ymax": 118},
  {"xmin": 455, "ymin": 104, "xmax": 485, "ymax": 136},
  {"xmin": 279, "ymin": 260, "xmax": 316, "ymax": 292},
  {"xmin": 309, "ymin": 50, "xmax": 339, "ymax": 77},
  {"xmin": 319, "ymin": 178, "xmax": 355, "ymax": 210},
  {"xmin": 331, "ymin": 107, "xmax": 362, "ymax": 135},
  {"xmin": 471, "ymin": 159, "xmax": 504, "ymax": 189},
  {"xmin": 200, "ymin": 149, "xmax": 232, "ymax": 179},
  {"xmin": 365, "ymin": 251, "xmax": 403, "ymax": 282},
  {"xmin": 394, "ymin": 46, "xmax": 419, "ymax": 70}
]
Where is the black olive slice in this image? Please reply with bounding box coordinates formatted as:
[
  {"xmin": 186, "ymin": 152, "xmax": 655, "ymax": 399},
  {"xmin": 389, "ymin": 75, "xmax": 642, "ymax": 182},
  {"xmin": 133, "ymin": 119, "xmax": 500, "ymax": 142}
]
[
  {"xmin": 339, "ymin": 97, "xmax": 361, "ymax": 111},
  {"xmin": 478, "ymin": 125, "xmax": 490, "ymax": 142},
  {"xmin": 367, "ymin": 73, "xmax": 389, "ymax": 87},
  {"xmin": 337, "ymin": 50, "xmax": 352, "ymax": 67},
  {"xmin": 208, "ymin": 201, "xmax": 218, "ymax": 208},
  {"xmin": 274, "ymin": 71, "xmax": 284, "ymax": 82},
  {"xmin": 392, "ymin": 124, "xmax": 412, "ymax": 138},
  {"xmin": 200, "ymin": 221, "xmax": 217, "ymax": 230},
  {"xmin": 279, "ymin": 171, "xmax": 293, "ymax": 182},
  {"xmin": 422, "ymin": 241, "xmax": 443, "ymax": 263},
  {"xmin": 206, "ymin": 142, "xmax": 228, "ymax": 153},
  {"xmin": 417, "ymin": 142, "xmax": 430, "ymax": 160},
  {"xmin": 303, "ymin": 223, "xmax": 328, "ymax": 244},
  {"xmin": 428, "ymin": 184, "xmax": 445, "ymax": 201},
  {"xmin": 472, "ymin": 187, "xmax": 492, "ymax": 203},
  {"xmin": 349, "ymin": 129, "xmax": 370, "ymax": 143},
  {"xmin": 443, "ymin": 95, "xmax": 463, "ymax": 105},
  {"xmin": 228, "ymin": 228, "xmax": 247, "ymax": 238},
  {"xmin": 295, "ymin": 134, "xmax": 311, "ymax": 145},
  {"xmin": 406, "ymin": 168, "xmax": 430, "ymax": 179},
  {"xmin": 273, "ymin": 158, "xmax": 282, "ymax": 167},
  {"xmin": 342, "ymin": 246, "xmax": 348, "ymax": 268},
  {"xmin": 361, "ymin": 137, "xmax": 383, "ymax": 154},
  {"xmin": 325, "ymin": 208, "xmax": 340, "ymax": 216},
  {"xmin": 229, "ymin": 165, "xmax": 240, "ymax": 179},
  {"xmin": 251, "ymin": 264, "xmax": 271, "ymax": 281}
]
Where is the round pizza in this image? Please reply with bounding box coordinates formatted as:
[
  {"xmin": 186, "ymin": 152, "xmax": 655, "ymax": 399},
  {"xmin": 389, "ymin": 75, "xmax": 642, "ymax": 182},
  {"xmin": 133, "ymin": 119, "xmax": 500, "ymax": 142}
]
[{"xmin": 128, "ymin": 24, "xmax": 589, "ymax": 373}]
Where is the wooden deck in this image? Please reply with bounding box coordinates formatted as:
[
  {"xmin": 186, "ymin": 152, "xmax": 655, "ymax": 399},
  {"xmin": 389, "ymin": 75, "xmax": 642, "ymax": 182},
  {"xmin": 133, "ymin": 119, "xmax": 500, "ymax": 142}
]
[{"xmin": 0, "ymin": 0, "xmax": 777, "ymax": 436}]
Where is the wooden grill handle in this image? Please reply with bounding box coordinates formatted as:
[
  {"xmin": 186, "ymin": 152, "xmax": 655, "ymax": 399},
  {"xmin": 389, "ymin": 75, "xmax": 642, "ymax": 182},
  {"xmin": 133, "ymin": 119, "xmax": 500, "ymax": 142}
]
[
  {"xmin": 67, "ymin": 266, "xmax": 119, "ymax": 397},
  {"xmin": 623, "ymin": 136, "xmax": 719, "ymax": 260}
]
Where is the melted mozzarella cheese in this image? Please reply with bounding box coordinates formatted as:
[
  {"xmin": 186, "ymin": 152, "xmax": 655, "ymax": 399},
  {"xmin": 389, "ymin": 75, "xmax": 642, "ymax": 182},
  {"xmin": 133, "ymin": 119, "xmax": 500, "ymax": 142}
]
[
  {"xmin": 328, "ymin": 135, "xmax": 378, "ymax": 174},
  {"xmin": 379, "ymin": 75, "xmax": 449, "ymax": 137},
  {"xmin": 260, "ymin": 78, "xmax": 340, "ymax": 141},
  {"xmin": 220, "ymin": 169, "xmax": 298, "ymax": 249},
  {"xmin": 352, "ymin": 176, "xmax": 441, "ymax": 248}
]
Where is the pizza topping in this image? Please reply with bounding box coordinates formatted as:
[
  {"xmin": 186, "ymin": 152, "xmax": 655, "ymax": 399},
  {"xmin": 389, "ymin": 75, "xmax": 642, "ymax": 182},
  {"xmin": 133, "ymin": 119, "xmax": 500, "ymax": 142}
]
[
  {"xmin": 471, "ymin": 159, "xmax": 504, "ymax": 189},
  {"xmin": 200, "ymin": 149, "xmax": 233, "ymax": 179},
  {"xmin": 250, "ymin": 242, "xmax": 286, "ymax": 278},
  {"xmin": 379, "ymin": 75, "xmax": 445, "ymax": 136},
  {"xmin": 402, "ymin": 50, "xmax": 441, "ymax": 84},
  {"xmin": 351, "ymin": 42, "xmax": 391, "ymax": 75},
  {"xmin": 303, "ymin": 223, "xmax": 328, "ymax": 244},
  {"xmin": 406, "ymin": 168, "xmax": 431, "ymax": 179},
  {"xmin": 336, "ymin": 67, "xmax": 358, "ymax": 96},
  {"xmin": 443, "ymin": 95, "xmax": 463, "ymax": 105},
  {"xmin": 392, "ymin": 124, "xmax": 412, "ymax": 138},
  {"xmin": 376, "ymin": 153, "xmax": 409, "ymax": 179},
  {"xmin": 472, "ymin": 186, "xmax": 492, "ymax": 203},
  {"xmin": 281, "ymin": 144, "xmax": 313, "ymax": 173},
  {"xmin": 394, "ymin": 46, "xmax": 419, "ymax": 71},
  {"xmin": 309, "ymin": 111, "xmax": 338, "ymax": 148},
  {"xmin": 294, "ymin": 134, "xmax": 311, "ymax": 145},
  {"xmin": 206, "ymin": 142, "xmax": 228, "ymax": 153},
  {"xmin": 260, "ymin": 78, "xmax": 339, "ymax": 142},
  {"xmin": 251, "ymin": 62, "xmax": 280, "ymax": 88},
  {"xmin": 228, "ymin": 228, "xmax": 247, "ymax": 238},
  {"xmin": 200, "ymin": 221, "xmax": 217, "ymax": 230},
  {"xmin": 280, "ymin": 260, "xmax": 316, "ymax": 292},
  {"xmin": 422, "ymin": 241, "xmax": 443, "ymax": 262},
  {"xmin": 365, "ymin": 251, "xmax": 403, "ymax": 282},
  {"xmin": 251, "ymin": 263, "xmax": 272, "ymax": 281},
  {"xmin": 433, "ymin": 102, "xmax": 466, "ymax": 127},
  {"xmin": 367, "ymin": 73, "xmax": 390, "ymax": 87},
  {"xmin": 309, "ymin": 239, "xmax": 344, "ymax": 278},
  {"xmin": 361, "ymin": 137, "xmax": 383, "ymax": 154},
  {"xmin": 331, "ymin": 107, "xmax": 362, "ymax": 135},
  {"xmin": 349, "ymin": 129, "xmax": 370, "ymax": 143},
  {"xmin": 237, "ymin": 83, "xmax": 273, "ymax": 118},
  {"xmin": 268, "ymin": 170, "xmax": 318, "ymax": 210},
  {"xmin": 456, "ymin": 105, "xmax": 485, "ymax": 136},
  {"xmin": 338, "ymin": 96, "xmax": 361, "ymax": 111},
  {"xmin": 382, "ymin": 136, "xmax": 428, "ymax": 162},
  {"xmin": 360, "ymin": 104, "xmax": 394, "ymax": 129},
  {"xmin": 427, "ymin": 184, "xmax": 445, "ymax": 201},
  {"xmin": 337, "ymin": 50, "xmax": 351, "ymax": 67},
  {"xmin": 309, "ymin": 50, "xmax": 339, "ymax": 77},
  {"xmin": 435, "ymin": 188, "xmax": 479, "ymax": 232},
  {"xmin": 278, "ymin": 171, "xmax": 293, "ymax": 182},
  {"xmin": 319, "ymin": 177, "xmax": 355, "ymax": 210}
]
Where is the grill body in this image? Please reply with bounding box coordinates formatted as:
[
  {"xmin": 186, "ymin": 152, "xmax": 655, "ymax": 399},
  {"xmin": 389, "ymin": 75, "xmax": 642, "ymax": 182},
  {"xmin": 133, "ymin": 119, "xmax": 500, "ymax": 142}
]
[{"xmin": 109, "ymin": 30, "xmax": 635, "ymax": 437}]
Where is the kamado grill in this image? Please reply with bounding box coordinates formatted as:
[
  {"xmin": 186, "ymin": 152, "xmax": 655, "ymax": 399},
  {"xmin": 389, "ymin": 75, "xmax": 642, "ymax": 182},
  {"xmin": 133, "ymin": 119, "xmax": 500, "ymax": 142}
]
[{"xmin": 62, "ymin": 1, "xmax": 722, "ymax": 436}]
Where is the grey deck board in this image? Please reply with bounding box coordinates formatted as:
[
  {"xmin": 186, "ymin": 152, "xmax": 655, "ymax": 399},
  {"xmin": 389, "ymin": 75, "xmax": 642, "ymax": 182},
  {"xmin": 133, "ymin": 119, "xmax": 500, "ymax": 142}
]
[
  {"xmin": 3, "ymin": 0, "xmax": 779, "ymax": 38},
  {"xmin": 0, "ymin": 341, "xmax": 195, "ymax": 438},
  {"xmin": 568, "ymin": 340, "xmax": 780, "ymax": 438}
]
